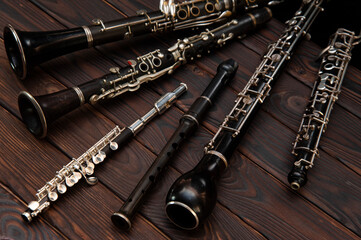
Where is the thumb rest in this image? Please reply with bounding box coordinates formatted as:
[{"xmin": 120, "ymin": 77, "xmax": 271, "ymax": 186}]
[
  {"xmin": 21, "ymin": 83, "xmax": 187, "ymax": 223},
  {"xmin": 3, "ymin": 0, "xmax": 281, "ymax": 80},
  {"xmin": 18, "ymin": 7, "xmax": 272, "ymax": 139},
  {"xmin": 288, "ymin": 28, "xmax": 361, "ymax": 190}
]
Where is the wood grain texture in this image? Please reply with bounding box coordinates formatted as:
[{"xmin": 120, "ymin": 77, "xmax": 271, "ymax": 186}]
[
  {"xmin": 0, "ymin": 0, "xmax": 360, "ymax": 239},
  {"xmin": 0, "ymin": 185, "xmax": 66, "ymax": 240}
]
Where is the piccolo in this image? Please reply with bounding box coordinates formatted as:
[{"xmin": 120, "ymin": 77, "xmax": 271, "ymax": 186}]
[
  {"xmin": 18, "ymin": 7, "xmax": 272, "ymax": 139},
  {"xmin": 21, "ymin": 83, "xmax": 187, "ymax": 223},
  {"xmin": 288, "ymin": 28, "xmax": 361, "ymax": 190},
  {"xmin": 165, "ymin": 0, "xmax": 325, "ymax": 230},
  {"xmin": 111, "ymin": 59, "xmax": 238, "ymax": 230},
  {"xmin": 3, "ymin": 0, "xmax": 282, "ymax": 80}
]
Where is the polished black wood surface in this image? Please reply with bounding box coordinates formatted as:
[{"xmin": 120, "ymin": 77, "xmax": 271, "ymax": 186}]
[{"xmin": 0, "ymin": 1, "xmax": 360, "ymax": 239}]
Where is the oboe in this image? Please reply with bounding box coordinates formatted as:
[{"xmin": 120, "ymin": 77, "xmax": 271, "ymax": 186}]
[
  {"xmin": 18, "ymin": 7, "xmax": 272, "ymax": 139},
  {"xmin": 288, "ymin": 28, "xmax": 361, "ymax": 190},
  {"xmin": 21, "ymin": 83, "xmax": 187, "ymax": 223},
  {"xmin": 111, "ymin": 59, "xmax": 238, "ymax": 230},
  {"xmin": 4, "ymin": 0, "xmax": 281, "ymax": 80},
  {"xmin": 165, "ymin": 0, "xmax": 324, "ymax": 230}
]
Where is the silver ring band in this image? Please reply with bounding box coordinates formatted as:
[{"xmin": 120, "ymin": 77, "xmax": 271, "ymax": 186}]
[
  {"xmin": 72, "ymin": 87, "xmax": 85, "ymax": 105},
  {"xmin": 82, "ymin": 26, "xmax": 93, "ymax": 48},
  {"xmin": 200, "ymin": 95, "xmax": 212, "ymax": 105},
  {"xmin": 183, "ymin": 114, "xmax": 199, "ymax": 126},
  {"xmin": 206, "ymin": 150, "xmax": 228, "ymax": 168}
]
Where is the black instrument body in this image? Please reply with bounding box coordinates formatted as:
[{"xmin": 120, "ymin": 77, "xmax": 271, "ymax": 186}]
[
  {"xmin": 111, "ymin": 59, "xmax": 238, "ymax": 230},
  {"xmin": 165, "ymin": 0, "xmax": 325, "ymax": 230},
  {"xmin": 21, "ymin": 84, "xmax": 187, "ymax": 223},
  {"xmin": 3, "ymin": 0, "xmax": 280, "ymax": 79},
  {"xmin": 288, "ymin": 28, "xmax": 360, "ymax": 190},
  {"xmin": 17, "ymin": 8, "xmax": 272, "ymax": 138}
]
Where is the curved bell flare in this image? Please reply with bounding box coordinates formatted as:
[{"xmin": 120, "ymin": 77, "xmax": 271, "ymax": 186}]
[{"xmin": 165, "ymin": 171, "xmax": 217, "ymax": 230}]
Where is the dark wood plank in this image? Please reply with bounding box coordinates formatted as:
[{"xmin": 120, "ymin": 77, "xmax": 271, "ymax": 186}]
[
  {"xmin": 0, "ymin": 2, "xmax": 267, "ymax": 238},
  {"xmin": 0, "ymin": 184, "xmax": 66, "ymax": 240},
  {"xmin": 0, "ymin": 104, "xmax": 170, "ymax": 239},
  {"xmin": 262, "ymin": 73, "xmax": 361, "ymax": 175},
  {"xmin": 0, "ymin": 0, "xmax": 360, "ymax": 239}
]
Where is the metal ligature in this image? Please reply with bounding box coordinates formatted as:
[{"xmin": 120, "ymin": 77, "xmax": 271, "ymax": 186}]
[
  {"xmin": 111, "ymin": 59, "xmax": 238, "ymax": 231},
  {"xmin": 4, "ymin": 0, "xmax": 282, "ymax": 80},
  {"xmin": 21, "ymin": 83, "xmax": 187, "ymax": 223},
  {"xmin": 288, "ymin": 28, "xmax": 361, "ymax": 190},
  {"xmin": 165, "ymin": 0, "xmax": 325, "ymax": 230},
  {"xmin": 18, "ymin": 7, "xmax": 272, "ymax": 139}
]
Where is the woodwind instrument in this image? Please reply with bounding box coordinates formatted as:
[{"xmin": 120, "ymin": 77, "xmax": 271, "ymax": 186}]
[
  {"xmin": 21, "ymin": 83, "xmax": 187, "ymax": 223},
  {"xmin": 111, "ymin": 59, "xmax": 238, "ymax": 230},
  {"xmin": 3, "ymin": 0, "xmax": 282, "ymax": 79},
  {"xmin": 165, "ymin": 0, "xmax": 325, "ymax": 230},
  {"xmin": 17, "ymin": 8, "xmax": 272, "ymax": 138},
  {"xmin": 288, "ymin": 28, "xmax": 361, "ymax": 190}
]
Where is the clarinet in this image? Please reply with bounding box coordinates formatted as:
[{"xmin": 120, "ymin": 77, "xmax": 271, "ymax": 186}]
[
  {"xmin": 18, "ymin": 7, "xmax": 272, "ymax": 139},
  {"xmin": 288, "ymin": 28, "xmax": 361, "ymax": 190},
  {"xmin": 165, "ymin": 0, "xmax": 324, "ymax": 230},
  {"xmin": 111, "ymin": 59, "xmax": 238, "ymax": 230},
  {"xmin": 3, "ymin": 0, "xmax": 282, "ymax": 80},
  {"xmin": 21, "ymin": 83, "xmax": 187, "ymax": 223}
]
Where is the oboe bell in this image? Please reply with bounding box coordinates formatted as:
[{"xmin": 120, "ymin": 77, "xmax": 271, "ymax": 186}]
[
  {"xmin": 17, "ymin": 7, "xmax": 273, "ymax": 139},
  {"xmin": 3, "ymin": 0, "xmax": 282, "ymax": 80}
]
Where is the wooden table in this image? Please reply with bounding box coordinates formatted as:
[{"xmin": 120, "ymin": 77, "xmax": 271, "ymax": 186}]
[{"xmin": 0, "ymin": 1, "xmax": 360, "ymax": 239}]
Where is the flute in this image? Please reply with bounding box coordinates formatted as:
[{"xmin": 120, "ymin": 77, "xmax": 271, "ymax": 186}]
[
  {"xmin": 3, "ymin": 0, "xmax": 282, "ymax": 79},
  {"xmin": 17, "ymin": 7, "xmax": 272, "ymax": 138},
  {"xmin": 288, "ymin": 28, "xmax": 361, "ymax": 190},
  {"xmin": 165, "ymin": 0, "xmax": 325, "ymax": 230},
  {"xmin": 22, "ymin": 83, "xmax": 187, "ymax": 223},
  {"xmin": 111, "ymin": 59, "xmax": 238, "ymax": 230}
]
